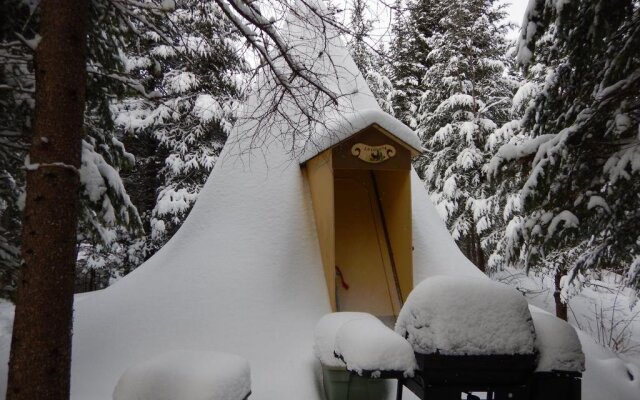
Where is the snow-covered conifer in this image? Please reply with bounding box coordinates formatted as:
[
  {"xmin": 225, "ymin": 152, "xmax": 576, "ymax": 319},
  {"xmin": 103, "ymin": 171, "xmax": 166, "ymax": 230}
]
[
  {"xmin": 414, "ymin": 0, "xmax": 514, "ymax": 270},
  {"xmin": 346, "ymin": 0, "xmax": 396, "ymax": 115},
  {"xmin": 389, "ymin": 0, "xmax": 447, "ymax": 127},
  {"xmin": 104, "ymin": 1, "xmax": 245, "ymax": 276},
  {"xmin": 490, "ymin": 0, "xmax": 640, "ymax": 295}
]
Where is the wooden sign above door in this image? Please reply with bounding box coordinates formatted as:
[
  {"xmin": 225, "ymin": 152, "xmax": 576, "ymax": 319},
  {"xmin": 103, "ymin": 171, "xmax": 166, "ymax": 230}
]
[
  {"xmin": 332, "ymin": 125, "xmax": 412, "ymax": 171},
  {"xmin": 351, "ymin": 143, "xmax": 397, "ymax": 164}
]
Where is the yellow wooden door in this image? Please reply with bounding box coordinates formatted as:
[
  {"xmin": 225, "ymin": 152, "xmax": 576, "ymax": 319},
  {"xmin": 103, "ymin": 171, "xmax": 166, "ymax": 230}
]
[{"xmin": 334, "ymin": 170, "xmax": 402, "ymax": 322}]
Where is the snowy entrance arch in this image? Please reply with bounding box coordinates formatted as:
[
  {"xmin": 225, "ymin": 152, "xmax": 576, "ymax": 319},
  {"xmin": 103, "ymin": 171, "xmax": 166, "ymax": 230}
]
[{"xmin": 303, "ymin": 124, "xmax": 420, "ymax": 323}]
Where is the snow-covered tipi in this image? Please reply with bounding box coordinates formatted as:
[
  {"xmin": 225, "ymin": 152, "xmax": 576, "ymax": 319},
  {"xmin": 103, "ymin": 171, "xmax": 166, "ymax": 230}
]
[
  {"xmin": 1, "ymin": 4, "xmax": 481, "ymax": 400},
  {"xmin": 0, "ymin": 3, "xmax": 638, "ymax": 400}
]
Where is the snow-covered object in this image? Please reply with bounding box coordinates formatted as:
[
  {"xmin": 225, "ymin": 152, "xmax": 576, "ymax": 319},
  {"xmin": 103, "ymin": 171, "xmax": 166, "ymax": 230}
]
[
  {"xmin": 396, "ymin": 275, "xmax": 536, "ymax": 356},
  {"xmin": 530, "ymin": 311, "xmax": 585, "ymax": 372},
  {"xmin": 334, "ymin": 318, "xmax": 417, "ymax": 377},
  {"xmin": 313, "ymin": 312, "xmax": 376, "ymax": 368},
  {"xmin": 112, "ymin": 351, "xmax": 250, "ymax": 400},
  {"xmin": 577, "ymin": 329, "xmax": 640, "ymax": 400}
]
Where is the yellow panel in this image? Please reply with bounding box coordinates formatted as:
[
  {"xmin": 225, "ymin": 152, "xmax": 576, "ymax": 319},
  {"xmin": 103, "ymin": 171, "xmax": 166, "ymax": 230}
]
[
  {"xmin": 304, "ymin": 150, "xmax": 336, "ymax": 311},
  {"xmin": 372, "ymin": 170, "xmax": 413, "ymax": 301},
  {"xmin": 334, "ymin": 170, "xmax": 402, "ymax": 321}
]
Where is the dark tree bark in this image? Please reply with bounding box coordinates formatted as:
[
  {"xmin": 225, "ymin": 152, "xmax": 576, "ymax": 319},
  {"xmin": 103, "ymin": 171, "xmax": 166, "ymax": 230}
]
[
  {"xmin": 554, "ymin": 270, "xmax": 568, "ymax": 322},
  {"xmin": 6, "ymin": 1, "xmax": 88, "ymax": 399},
  {"xmin": 458, "ymin": 223, "xmax": 486, "ymax": 272}
]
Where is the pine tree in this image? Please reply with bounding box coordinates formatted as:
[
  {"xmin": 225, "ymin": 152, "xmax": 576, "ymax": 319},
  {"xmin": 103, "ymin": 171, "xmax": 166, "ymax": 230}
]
[
  {"xmin": 102, "ymin": 1, "xmax": 245, "ymax": 275},
  {"xmin": 0, "ymin": 0, "xmax": 153, "ymax": 296},
  {"xmin": 414, "ymin": 0, "xmax": 514, "ymax": 270},
  {"xmin": 389, "ymin": 0, "xmax": 447, "ymax": 127},
  {"xmin": 0, "ymin": 0, "xmax": 34, "ymax": 299},
  {"xmin": 346, "ymin": 0, "xmax": 395, "ymax": 115},
  {"xmin": 490, "ymin": 0, "xmax": 640, "ymax": 303}
]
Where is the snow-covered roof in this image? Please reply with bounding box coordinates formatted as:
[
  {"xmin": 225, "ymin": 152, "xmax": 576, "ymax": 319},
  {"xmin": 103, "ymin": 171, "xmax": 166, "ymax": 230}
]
[
  {"xmin": 298, "ymin": 108, "xmax": 423, "ymax": 163},
  {"xmin": 224, "ymin": 0, "xmax": 421, "ymax": 163}
]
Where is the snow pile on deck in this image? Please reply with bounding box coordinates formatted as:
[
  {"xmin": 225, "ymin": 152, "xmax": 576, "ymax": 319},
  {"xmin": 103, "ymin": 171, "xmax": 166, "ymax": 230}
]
[
  {"xmin": 531, "ymin": 310, "xmax": 585, "ymax": 372},
  {"xmin": 396, "ymin": 275, "xmax": 536, "ymax": 356},
  {"xmin": 334, "ymin": 318, "xmax": 417, "ymax": 377},
  {"xmin": 113, "ymin": 351, "xmax": 250, "ymax": 400},
  {"xmin": 313, "ymin": 312, "xmax": 376, "ymax": 368}
]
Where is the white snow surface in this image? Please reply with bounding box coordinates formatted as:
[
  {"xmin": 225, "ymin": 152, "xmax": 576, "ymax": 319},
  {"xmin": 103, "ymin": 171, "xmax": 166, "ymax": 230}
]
[
  {"xmin": 112, "ymin": 350, "xmax": 250, "ymax": 400},
  {"xmin": 334, "ymin": 318, "xmax": 417, "ymax": 377},
  {"xmin": 530, "ymin": 310, "xmax": 585, "ymax": 372},
  {"xmin": 396, "ymin": 275, "xmax": 536, "ymax": 356},
  {"xmin": 578, "ymin": 330, "xmax": 640, "ymax": 400},
  {"xmin": 313, "ymin": 312, "xmax": 376, "ymax": 368}
]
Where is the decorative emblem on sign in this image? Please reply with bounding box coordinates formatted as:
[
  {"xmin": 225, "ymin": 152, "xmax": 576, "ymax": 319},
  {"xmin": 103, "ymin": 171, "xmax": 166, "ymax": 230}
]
[{"xmin": 351, "ymin": 143, "xmax": 397, "ymax": 164}]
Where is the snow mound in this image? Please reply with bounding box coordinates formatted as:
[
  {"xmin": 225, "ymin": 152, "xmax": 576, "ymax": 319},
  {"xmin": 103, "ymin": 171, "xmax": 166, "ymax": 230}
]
[
  {"xmin": 313, "ymin": 312, "xmax": 377, "ymax": 368},
  {"xmin": 335, "ymin": 318, "xmax": 417, "ymax": 377},
  {"xmin": 396, "ymin": 275, "xmax": 536, "ymax": 356},
  {"xmin": 531, "ymin": 311, "xmax": 585, "ymax": 372},
  {"xmin": 112, "ymin": 351, "xmax": 250, "ymax": 400}
]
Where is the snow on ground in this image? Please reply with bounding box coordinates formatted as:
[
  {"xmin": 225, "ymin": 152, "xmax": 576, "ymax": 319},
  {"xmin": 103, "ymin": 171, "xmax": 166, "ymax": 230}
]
[
  {"xmin": 334, "ymin": 317, "xmax": 416, "ymax": 377},
  {"xmin": 579, "ymin": 330, "xmax": 640, "ymax": 400},
  {"xmin": 113, "ymin": 350, "xmax": 250, "ymax": 400},
  {"xmin": 396, "ymin": 275, "xmax": 536, "ymax": 356},
  {"xmin": 493, "ymin": 268, "xmax": 640, "ymax": 364},
  {"xmin": 0, "ymin": 300, "xmax": 13, "ymax": 369},
  {"xmin": 492, "ymin": 269, "xmax": 640, "ymax": 399}
]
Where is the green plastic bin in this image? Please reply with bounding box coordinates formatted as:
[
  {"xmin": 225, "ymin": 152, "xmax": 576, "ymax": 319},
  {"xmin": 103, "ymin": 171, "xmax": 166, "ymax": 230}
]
[{"xmin": 321, "ymin": 365, "xmax": 390, "ymax": 400}]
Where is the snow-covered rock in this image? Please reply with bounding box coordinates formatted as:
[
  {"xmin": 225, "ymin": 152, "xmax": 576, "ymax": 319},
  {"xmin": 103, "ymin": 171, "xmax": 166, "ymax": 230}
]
[
  {"xmin": 334, "ymin": 318, "xmax": 417, "ymax": 377},
  {"xmin": 396, "ymin": 275, "xmax": 536, "ymax": 356},
  {"xmin": 313, "ymin": 312, "xmax": 377, "ymax": 368},
  {"xmin": 112, "ymin": 351, "xmax": 250, "ymax": 400},
  {"xmin": 531, "ymin": 310, "xmax": 585, "ymax": 372}
]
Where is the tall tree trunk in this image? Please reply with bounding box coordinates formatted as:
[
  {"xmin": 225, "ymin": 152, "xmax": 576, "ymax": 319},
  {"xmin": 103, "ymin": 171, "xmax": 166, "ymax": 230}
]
[
  {"xmin": 465, "ymin": 221, "xmax": 486, "ymax": 272},
  {"xmin": 7, "ymin": 1, "xmax": 88, "ymax": 399},
  {"xmin": 474, "ymin": 230, "xmax": 486, "ymax": 272},
  {"xmin": 554, "ymin": 270, "xmax": 568, "ymax": 321}
]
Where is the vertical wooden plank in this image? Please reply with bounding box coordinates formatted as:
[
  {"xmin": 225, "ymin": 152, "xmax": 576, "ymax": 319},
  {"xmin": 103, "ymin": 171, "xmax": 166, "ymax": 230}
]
[{"xmin": 304, "ymin": 150, "xmax": 336, "ymax": 311}]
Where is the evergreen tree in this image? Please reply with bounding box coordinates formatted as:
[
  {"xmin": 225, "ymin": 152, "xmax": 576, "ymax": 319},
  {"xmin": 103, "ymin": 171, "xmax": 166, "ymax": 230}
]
[
  {"xmin": 100, "ymin": 1, "xmax": 245, "ymax": 276},
  {"xmin": 389, "ymin": 0, "xmax": 447, "ymax": 127},
  {"xmin": 346, "ymin": 0, "xmax": 395, "ymax": 115},
  {"xmin": 0, "ymin": 0, "xmax": 145, "ymax": 297},
  {"xmin": 490, "ymin": 0, "xmax": 640, "ymax": 303},
  {"xmin": 1, "ymin": 1, "xmax": 245, "ymax": 292},
  {"xmin": 0, "ymin": 0, "xmax": 34, "ymax": 298},
  {"xmin": 414, "ymin": 0, "xmax": 514, "ymax": 270}
]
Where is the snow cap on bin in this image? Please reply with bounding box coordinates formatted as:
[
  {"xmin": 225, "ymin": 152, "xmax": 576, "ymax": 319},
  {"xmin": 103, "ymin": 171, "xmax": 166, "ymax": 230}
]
[{"xmin": 396, "ymin": 275, "xmax": 536, "ymax": 356}]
